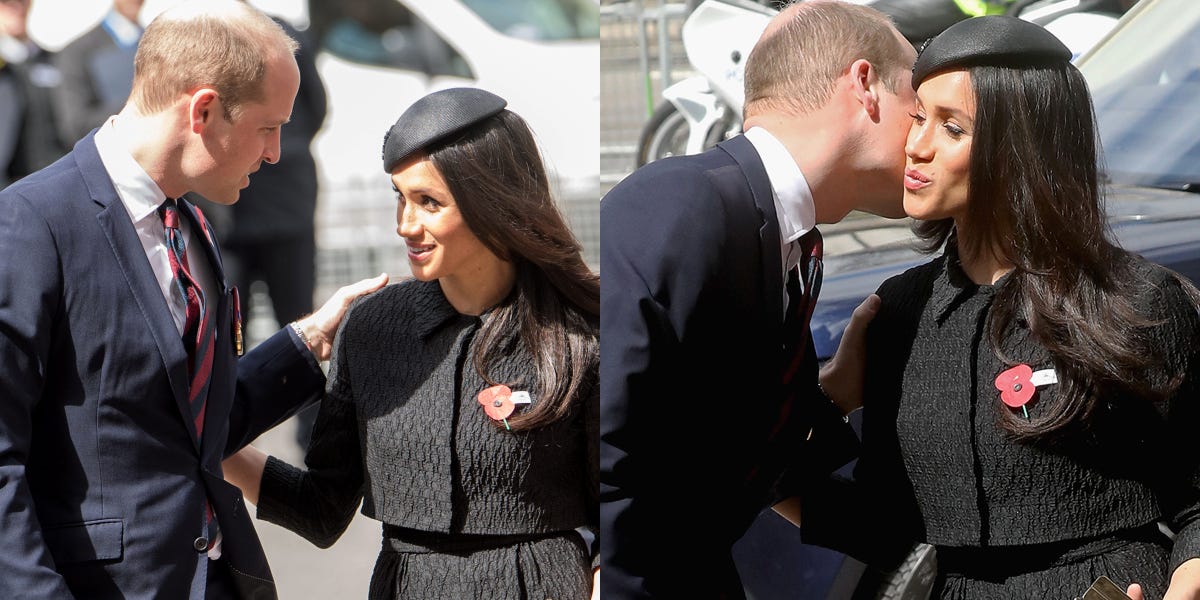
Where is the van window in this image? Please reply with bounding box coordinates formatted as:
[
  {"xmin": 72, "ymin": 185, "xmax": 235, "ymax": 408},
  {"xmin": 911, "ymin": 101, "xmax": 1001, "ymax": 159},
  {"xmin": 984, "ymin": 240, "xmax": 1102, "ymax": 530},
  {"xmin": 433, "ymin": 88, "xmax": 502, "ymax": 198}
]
[
  {"xmin": 308, "ymin": 0, "xmax": 473, "ymax": 78},
  {"xmin": 460, "ymin": 0, "xmax": 600, "ymax": 41}
]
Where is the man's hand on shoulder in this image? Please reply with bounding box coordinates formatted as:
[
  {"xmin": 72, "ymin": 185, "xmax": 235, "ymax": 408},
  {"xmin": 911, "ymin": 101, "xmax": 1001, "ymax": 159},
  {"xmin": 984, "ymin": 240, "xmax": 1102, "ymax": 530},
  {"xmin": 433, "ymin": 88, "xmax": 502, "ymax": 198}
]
[{"xmin": 292, "ymin": 273, "xmax": 388, "ymax": 361}]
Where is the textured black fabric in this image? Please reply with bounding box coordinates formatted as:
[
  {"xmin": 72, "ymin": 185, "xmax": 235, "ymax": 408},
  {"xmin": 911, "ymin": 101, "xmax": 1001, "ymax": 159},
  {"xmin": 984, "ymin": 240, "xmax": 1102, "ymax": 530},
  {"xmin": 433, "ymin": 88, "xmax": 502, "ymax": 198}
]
[
  {"xmin": 804, "ymin": 242, "xmax": 1200, "ymax": 599},
  {"xmin": 368, "ymin": 531, "xmax": 589, "ymax": 600},
  {"xmin": 256, "ymin": 279, "xmax": 598, "ymax": 597},
  {"xmin": 912, "ymin": 15, "xmax": 1071, "ymax": 88},
  {"xmin": 381, "ymin": 87, "xmax": 506, "ymax": 172}
]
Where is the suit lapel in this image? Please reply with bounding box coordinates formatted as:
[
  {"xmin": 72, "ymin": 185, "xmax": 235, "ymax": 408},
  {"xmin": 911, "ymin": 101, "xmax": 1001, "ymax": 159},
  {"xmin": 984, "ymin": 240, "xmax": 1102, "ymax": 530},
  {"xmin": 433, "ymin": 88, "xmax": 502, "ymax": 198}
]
[
  {"xmin": 720, "ymin": 134, "xmax": 786, "ymax": 327},
  {"xmin": 76, "ymin": 134, "xmax": 200, "ymax": 451}
]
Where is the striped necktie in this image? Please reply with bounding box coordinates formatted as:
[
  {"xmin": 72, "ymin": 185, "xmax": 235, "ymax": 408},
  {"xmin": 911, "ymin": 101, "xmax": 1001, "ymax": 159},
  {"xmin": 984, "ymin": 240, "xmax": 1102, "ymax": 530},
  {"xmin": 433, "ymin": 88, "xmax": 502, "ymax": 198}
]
[
  {"xmin": 158, "ymin": 198, "xmax": 220, "ymax": 549},
  {"xmin": 743, "ymin": 228, "xmax": 824, "ymax": 494},
  {"xmin": 781, "ymin": 228, "xmax": 823, "ymax": 386}
]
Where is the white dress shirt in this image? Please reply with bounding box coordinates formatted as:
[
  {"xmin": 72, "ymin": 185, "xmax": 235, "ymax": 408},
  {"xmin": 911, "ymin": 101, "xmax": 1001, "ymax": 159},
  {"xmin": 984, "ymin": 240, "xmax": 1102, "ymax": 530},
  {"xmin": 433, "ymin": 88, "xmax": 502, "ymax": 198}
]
[
  {"xmin": 743, "ymin": 126, "xmax": 817, "ymax": 315},
  {"xmin": 93, "ymin": 118, "xmax": 220, "ymax": 341}
]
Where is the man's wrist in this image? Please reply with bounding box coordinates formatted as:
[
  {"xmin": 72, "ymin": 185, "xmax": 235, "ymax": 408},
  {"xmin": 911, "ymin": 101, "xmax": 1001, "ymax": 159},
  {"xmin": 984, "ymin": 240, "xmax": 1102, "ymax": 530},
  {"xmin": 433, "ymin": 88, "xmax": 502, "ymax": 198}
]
[{"xmin": 289, "ymin": 321, "xmax": 312, "ymax": 350}]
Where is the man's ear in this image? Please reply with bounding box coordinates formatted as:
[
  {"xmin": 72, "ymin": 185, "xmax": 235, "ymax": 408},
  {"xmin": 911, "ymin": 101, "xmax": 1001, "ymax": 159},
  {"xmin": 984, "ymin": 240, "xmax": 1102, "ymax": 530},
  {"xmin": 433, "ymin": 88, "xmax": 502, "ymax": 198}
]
[
  {"xmin": 849, "ymin": 58, "xmax": 881, "ymax": 121},
  {"xmin": 189, "ymin": 88, "xmax": 221, "ymax": 134}
]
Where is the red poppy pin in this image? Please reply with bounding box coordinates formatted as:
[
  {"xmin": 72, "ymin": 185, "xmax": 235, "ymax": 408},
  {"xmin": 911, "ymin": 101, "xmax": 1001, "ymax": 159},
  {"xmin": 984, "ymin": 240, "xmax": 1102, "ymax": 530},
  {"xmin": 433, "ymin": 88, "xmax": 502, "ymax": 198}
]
[
  {"xmin": 477, "ymin": 385, "xmax": 532, "ymax": 430},
  {"xmin": 994, "ymin": 364, "xmax": 1058, "ymax": 419},
  {"xmin": 995, "ymin": 364, "xmax": 1035, "ymax": 409}
]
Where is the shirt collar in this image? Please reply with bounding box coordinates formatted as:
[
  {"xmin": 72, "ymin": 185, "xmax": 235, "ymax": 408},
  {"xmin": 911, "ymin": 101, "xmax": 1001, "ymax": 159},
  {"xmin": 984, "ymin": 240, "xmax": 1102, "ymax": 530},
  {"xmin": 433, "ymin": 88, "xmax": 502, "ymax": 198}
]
[
  {"xmin": 94, "ymin": 117, "xmax": 168, "ymax": 224},
  {"xmin": 102, "ymin": 10, "xmax": 143, "ymax": 49},
  {"xmin": 743, "ymin": 126, "xmax": 816, "ymax": 244}
]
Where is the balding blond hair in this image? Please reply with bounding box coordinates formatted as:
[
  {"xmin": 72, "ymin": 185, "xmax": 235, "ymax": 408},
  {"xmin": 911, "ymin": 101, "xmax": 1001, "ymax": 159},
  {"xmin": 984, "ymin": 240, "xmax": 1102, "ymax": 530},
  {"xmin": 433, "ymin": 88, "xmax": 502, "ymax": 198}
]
[
  {"xmin": 743, "ymin": 0, "xmax": 910, "ymax": 118},
  {"xmin": 129, "ymin": 0, "xmax": 298, "ymax": 120}
]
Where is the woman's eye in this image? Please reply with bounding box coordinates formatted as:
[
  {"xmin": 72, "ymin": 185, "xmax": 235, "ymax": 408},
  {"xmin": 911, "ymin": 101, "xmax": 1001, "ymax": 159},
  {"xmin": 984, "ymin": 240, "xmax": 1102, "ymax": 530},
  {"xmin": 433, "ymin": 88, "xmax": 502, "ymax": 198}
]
[{"xmin": 909, "ymin": 112, "xmax": 925, "ymax": 124}]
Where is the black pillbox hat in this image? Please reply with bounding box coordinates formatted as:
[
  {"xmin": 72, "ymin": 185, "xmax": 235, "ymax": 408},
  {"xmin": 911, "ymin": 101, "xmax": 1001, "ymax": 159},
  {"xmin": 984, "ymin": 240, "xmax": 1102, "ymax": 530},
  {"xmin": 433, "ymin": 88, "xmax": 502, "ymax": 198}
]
[
  {"xmin": 381, "ymin": 87, "xmax": 507, "ymax": 173},
  {"xmin": 912, "ymin": 16, "xmax": 1072, "ymax": 89}
]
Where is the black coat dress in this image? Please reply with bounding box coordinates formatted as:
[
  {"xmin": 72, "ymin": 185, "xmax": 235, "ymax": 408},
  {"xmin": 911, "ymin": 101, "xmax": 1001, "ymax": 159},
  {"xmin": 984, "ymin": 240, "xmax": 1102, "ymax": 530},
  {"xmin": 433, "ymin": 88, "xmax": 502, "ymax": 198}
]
[
  {"xmin": 256, "ymin": 280, "xmax": 598, "ymax": 599},
  {"xmin": 805, "ymin": 244, "xmax": 1200, "ymax": 600}
]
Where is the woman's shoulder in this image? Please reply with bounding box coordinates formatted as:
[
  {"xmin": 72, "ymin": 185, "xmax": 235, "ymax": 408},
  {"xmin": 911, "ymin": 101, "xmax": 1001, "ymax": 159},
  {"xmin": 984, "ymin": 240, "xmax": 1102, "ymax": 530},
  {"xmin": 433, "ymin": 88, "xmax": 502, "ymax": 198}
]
[
  {"xmin": 875, "ymin": 254, "xmax": 947, "ymax": 302},
  {"xmin": 345, "ymin": 278, "xmax": 445, "ymax": 324},
  {"xmin": 1129, "ymin": 259, "xmax": 1200, "ymax": 326}
]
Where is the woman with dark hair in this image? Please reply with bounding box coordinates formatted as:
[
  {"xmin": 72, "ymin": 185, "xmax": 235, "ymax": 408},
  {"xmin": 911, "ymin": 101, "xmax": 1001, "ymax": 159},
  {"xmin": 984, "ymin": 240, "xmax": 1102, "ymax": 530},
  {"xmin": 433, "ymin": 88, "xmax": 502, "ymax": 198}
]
[
  {"xmin": 222, "ymin": 88, "xmax": 599, "ymax": 599},
  {"xmin": 806, "ymin": 16, "xmax": 1200, "ymax": 600}
]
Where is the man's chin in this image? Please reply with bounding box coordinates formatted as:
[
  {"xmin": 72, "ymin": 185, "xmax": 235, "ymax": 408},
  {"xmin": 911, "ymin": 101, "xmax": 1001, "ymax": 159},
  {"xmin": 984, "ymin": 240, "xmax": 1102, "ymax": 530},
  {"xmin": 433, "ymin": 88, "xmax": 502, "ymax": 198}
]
[{"xmin": 192, "ymin": 190, "xmax": 241, "ymax": 206}]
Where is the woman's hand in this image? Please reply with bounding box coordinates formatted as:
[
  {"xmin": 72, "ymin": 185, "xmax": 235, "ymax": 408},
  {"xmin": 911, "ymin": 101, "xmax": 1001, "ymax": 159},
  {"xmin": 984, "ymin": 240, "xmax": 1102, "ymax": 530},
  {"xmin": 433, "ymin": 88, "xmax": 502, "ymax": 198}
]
[
  {"xmin": 818, "ymin": 294, "xmax": 880, "ymax": 416},
  {"xmin": 1126, "ymin": 558, "xmax": 1200, "ymax": 600},
  {"xmin": 1165, "ymin": 557, "xmax": 1200, "ymax": 599},
  {"xmin": 1128, "ymin": 582, "xmax": 1144, "ymax": 599}
]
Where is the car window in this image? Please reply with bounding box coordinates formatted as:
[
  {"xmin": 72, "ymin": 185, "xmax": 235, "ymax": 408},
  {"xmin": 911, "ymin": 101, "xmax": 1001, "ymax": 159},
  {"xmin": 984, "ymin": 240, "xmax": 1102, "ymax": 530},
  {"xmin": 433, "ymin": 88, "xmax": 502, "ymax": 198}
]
[
  {"xmin": 1080, "ymin": 0, "xmax": 1200, "ymax": 190},
  {"xmin": 308, "ymin": 0, "xmax": 473, "ymax": 78},
  {"xmin": 459, "ymin": 0, "xmax": 599, "ymax": 41}
]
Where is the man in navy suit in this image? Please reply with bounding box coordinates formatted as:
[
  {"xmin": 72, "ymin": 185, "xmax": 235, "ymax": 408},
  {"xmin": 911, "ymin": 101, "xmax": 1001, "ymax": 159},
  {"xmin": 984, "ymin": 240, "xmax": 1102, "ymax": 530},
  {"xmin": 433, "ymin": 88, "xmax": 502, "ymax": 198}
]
[
  {"xmin": 599, "ymin": 2, "xmax": 918, "ymax": 597},
  {"xmin": 0, "ymin": 2, "xmax": 385, "ymax": 598}
]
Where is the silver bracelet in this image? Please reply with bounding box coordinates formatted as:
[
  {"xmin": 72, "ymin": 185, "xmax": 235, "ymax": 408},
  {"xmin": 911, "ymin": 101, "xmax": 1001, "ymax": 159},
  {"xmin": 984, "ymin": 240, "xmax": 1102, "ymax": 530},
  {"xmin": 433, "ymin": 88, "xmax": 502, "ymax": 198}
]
[
  {"xmin": 816, "ymin": 382, "xmax": 851, "ymax": 423},
  {"xmin": 290, "ymin": 321, "xmax": 312, "ymax": 350}
]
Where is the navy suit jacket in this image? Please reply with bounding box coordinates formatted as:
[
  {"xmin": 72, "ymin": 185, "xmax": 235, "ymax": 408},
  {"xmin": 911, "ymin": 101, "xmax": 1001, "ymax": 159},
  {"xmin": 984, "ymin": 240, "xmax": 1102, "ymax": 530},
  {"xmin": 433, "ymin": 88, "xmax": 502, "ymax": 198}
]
[
  {"xmin": 0, "ymin": 133, "xmax": 325, "ymax": 599},
  {"xmin": 599, "ymin": 135, "xmax": 858, "ymax": 598}
]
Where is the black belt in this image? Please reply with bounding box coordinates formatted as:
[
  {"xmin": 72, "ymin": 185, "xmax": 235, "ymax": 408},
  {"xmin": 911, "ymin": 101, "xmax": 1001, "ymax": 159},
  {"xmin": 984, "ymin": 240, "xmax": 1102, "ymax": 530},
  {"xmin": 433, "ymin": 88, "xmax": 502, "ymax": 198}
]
[
  {"xmin": 936, "ymin": 522, "xmax": 1168, "ymax": 578},
  {"xmin": 381, "ymin": 524, "xmax": 570, "ymax": 554}
]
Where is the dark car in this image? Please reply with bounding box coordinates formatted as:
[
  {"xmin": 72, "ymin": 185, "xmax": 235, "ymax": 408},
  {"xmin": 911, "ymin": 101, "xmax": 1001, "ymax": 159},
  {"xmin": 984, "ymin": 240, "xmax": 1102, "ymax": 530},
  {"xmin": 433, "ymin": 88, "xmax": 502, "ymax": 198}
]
[{"xmin": 733, "ymin": 0, "xmax": 1200, "ymax": 597}]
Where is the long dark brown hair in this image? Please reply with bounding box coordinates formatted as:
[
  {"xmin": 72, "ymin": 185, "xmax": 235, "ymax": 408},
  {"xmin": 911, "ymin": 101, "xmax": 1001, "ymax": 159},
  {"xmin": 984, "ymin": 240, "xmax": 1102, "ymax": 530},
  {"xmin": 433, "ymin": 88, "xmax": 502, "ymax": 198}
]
[
  {"xmin": 427, "ymin": 110, "xmax": 599, "ymax": 431},
  {"xmin": 913, "ymin": 62, "xmax": 1198, "ymax": 441}
]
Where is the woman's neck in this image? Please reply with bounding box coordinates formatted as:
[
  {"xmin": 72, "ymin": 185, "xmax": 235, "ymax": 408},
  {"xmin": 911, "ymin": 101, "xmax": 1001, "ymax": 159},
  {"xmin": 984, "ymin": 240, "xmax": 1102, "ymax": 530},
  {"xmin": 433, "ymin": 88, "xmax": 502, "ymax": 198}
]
[
  {"xmin": 955, "ymin": 221, "xmax": 1013, "ymax": 285},
  {"xmin": 439, "ymin": 260, "xmax": 518, "ymax": 316}
]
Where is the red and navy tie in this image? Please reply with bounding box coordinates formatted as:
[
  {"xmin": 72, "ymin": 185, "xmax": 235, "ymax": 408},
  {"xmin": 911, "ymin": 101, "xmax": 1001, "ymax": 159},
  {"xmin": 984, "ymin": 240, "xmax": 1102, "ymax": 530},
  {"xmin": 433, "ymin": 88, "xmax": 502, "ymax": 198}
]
[
  {"xmin": 159, "ymin": 198, "xmax": 220, "ymax": 549},
  {"xmin": 744, "ymin": 228, "xmax": 824, "ymax": 493},
  {"xmin": 781, "ymin": 229, "xmax": 823, "ymax": 388}
]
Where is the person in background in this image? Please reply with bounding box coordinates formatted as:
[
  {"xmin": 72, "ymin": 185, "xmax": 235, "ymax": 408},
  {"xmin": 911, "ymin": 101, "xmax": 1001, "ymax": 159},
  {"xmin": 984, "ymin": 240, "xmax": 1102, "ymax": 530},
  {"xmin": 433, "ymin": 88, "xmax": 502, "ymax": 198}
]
[
  {"xmin": 222, "ymin": 87, "xmax": 600, "ymax": 600},
  {"xmin": 806, "ymin": 16, "xmax": 1200, "ymax": 600},
  {"xmin": 52, "ymin": 0, "xmax": 144, "ymax": 146},
  {"xmin": 599, "ymin": 1, "xmax": 916, "ymax": 597},
  {"xmin": 221, "ymin": 8, "xmax": 328, "ymax": 451},
  {"xmin": 0, "ymin": 0, "xmax": 65, "ymax": 189},
  {"xmin": 0, "ymin": 2, "xmax": 384, "ymax": 597}
]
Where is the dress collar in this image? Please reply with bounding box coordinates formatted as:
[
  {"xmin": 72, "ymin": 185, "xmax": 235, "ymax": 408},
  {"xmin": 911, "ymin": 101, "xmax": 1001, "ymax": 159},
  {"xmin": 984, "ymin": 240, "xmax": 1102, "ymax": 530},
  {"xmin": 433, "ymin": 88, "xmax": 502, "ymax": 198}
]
[
  {"xmin": 409, "ymin": 280, "xmax": 517, "ymax": 344},
  {"xmin": 932, "ymin": 235, "xmax": 1014, "ymax": 322}
]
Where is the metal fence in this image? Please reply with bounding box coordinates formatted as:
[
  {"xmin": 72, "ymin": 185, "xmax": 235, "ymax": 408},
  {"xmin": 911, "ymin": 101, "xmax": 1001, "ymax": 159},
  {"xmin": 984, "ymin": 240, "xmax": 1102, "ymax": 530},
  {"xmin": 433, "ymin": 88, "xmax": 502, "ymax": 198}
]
[{"xmin": 600, "ymin": 0, "xmax": 693, "ymax": 188}]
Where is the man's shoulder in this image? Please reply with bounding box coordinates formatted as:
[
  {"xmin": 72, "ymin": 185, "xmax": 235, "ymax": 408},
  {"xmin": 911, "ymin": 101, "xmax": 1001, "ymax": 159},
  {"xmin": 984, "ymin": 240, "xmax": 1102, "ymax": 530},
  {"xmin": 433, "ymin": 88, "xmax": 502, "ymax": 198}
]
[
  {"xmin": 620, "ymin": 144, "xmax": 741, "ymax": 183},
  {"xmin": 602, "ymin": 145, "xmax": 753, "ymax": 215},
  {"xmin": 1, "ymin": 153, "xmax": 89, "ymax": 214}
]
